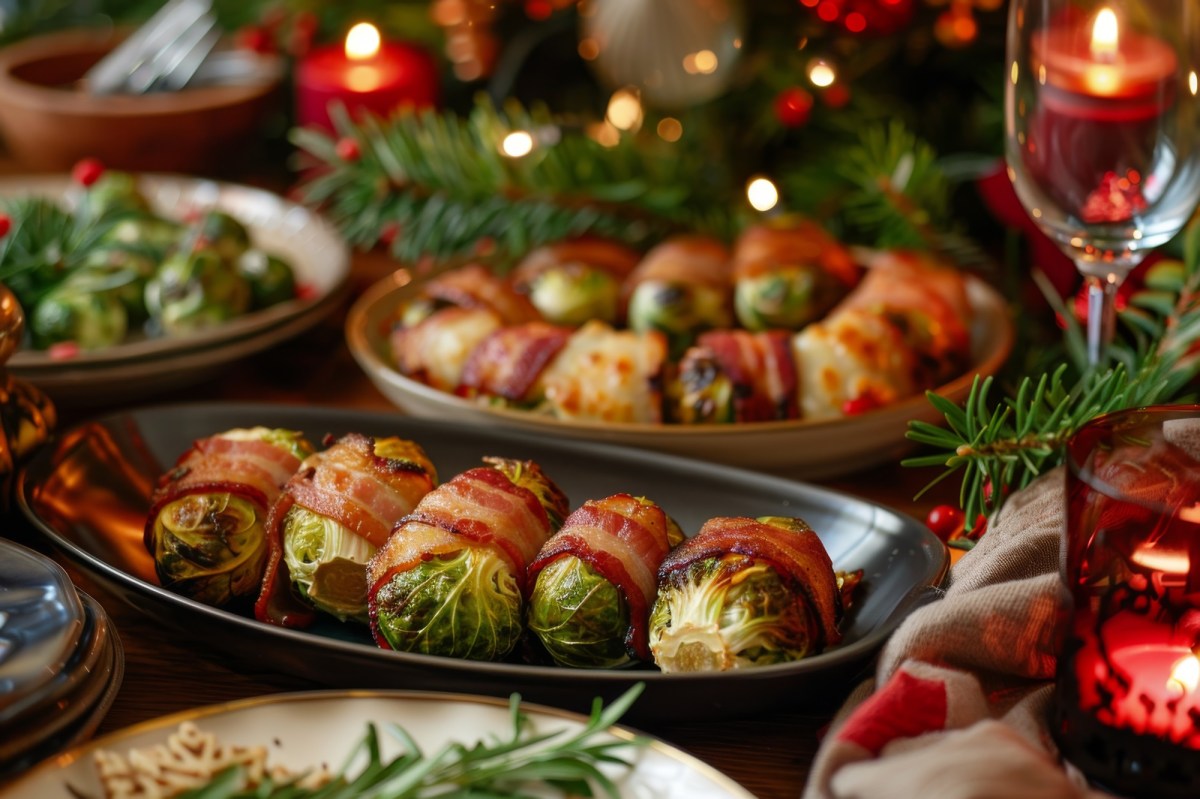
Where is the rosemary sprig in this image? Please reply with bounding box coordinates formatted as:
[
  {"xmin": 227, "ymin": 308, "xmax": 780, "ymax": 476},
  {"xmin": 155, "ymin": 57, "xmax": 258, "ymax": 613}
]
[{"xmin": 174, "ymin": 684, "xmax": 648, "ymax": 799}]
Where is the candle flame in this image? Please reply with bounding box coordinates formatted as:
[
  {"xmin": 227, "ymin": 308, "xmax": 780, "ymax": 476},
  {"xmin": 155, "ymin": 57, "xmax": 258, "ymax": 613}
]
[
  {"xmin": 345, "ymin": 22, "xmax": 382, "ymax": 61},
  {"xmin": 1090, "ymin": 8, "xmax": 1119, "ymax": 60},
  {"xmin": 1168, "ymin": 654, "xmax": 1200, "ymax": 696}
]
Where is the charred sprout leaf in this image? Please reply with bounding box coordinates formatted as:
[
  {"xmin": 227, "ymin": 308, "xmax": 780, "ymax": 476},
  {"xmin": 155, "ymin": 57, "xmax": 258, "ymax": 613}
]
[
  {"xmin": 168, "ymin": 684, "xmax": 648, "ymax": 799},
  {"xmin": 371, "ymin": 548, "xmax": 523, "ymax": 660},
  {"xmin": 670, "ymin": 346, "xmax": 736, "ymax": 424},
  {"xmin": 528, "ymin": 556, "xmax": 633, "ymax": 669},
  {"xmin": 482, "ymin": 456, "xmax": 569, "ymax": 531}
]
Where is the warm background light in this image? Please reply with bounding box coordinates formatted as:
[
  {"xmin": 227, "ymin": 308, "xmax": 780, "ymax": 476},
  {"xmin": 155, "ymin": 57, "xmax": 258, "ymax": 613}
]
[
  {"xmin": 345, "ymin": 23, "xmax": 382, "ymax": 61},
  {"xmin": 746, "ymin": 177, "xmax": 779, "ymax": 211},
  {"xmin": 501, "ymin": 130, "xmax": 535, "ymax": 157},
  {"xmin": 1090, "ymin": 8, "xmax": 1119, "ymax": 58}
]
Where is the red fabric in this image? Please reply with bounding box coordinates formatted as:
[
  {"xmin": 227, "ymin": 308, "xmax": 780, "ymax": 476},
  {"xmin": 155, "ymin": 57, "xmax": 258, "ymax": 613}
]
[{"xmin": 834, "ymin": 669, "xmax": 948, "ymax": 755}]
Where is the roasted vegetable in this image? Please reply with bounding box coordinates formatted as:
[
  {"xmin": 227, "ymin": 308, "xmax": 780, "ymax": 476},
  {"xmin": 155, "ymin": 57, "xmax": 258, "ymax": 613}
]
[
  {"xmin": 76, "ymin": 170, "xmax": 152, "ymax": 220},
  {"xmin": 144, "ymin": 248, "xmax": 252, "ymax": 336},
  {"xmin": 28, "ymin": 272, "xmax": 128, "ymax": 349},
  {"xmin": 649, "ymin": 515, "xmax": 843, "ymax": 672},
  {"xmin": 623, "ymin": 236, "xmax": 732, "ymax": 357},
  {"xmin": 511, "ymin": 239, "xmax": 640, "ymax": 326},
  {"xmin": 236, "ymin": 250, "xmax": 297, "ymax": 309},
  {"xmin": 190, "ymin": 209, "xmax": 252, "ymax": 262},
  {"xmin": 145, "ymin": 428, "xmax": 315, "ymax": 607},
  {"xmin": 255, "ymin": 434, "xmax": 437, "ymax": 627},
  {"xmin": 671, "ymin": 329, "xmax": 798, "ymax": 424},
  {"xmin": 527, "ymin": 494, "xmax": 683, "ymax": 668},
  {"xmin": 367, "ymin": 457, "xmax": 568, "ymax": 660}
]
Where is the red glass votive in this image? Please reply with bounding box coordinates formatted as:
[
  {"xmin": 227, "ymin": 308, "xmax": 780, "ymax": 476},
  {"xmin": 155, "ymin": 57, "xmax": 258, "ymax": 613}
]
[{"xmin": 1054, "ymin": 405, "xmax": 1200, "ymax": 798}]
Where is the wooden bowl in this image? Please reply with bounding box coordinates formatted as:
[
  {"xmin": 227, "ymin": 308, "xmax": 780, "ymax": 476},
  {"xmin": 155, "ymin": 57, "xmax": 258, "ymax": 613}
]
[{"xmin": 0, "ymin": 28, "xmax": 282, "ymax": 174}]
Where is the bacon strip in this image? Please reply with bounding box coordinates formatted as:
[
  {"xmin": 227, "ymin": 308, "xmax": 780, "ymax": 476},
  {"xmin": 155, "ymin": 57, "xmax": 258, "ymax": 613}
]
[
  {"xmin": 460, "ymin": 322, "xmax": 572, "ymax": 402},
  {"xmin": 659, "ymin": 516, "xmax": 842, "ymax": 648},
  {"xmin": 423, "ymin": 263, "xmax": 541, "ymax": 325},
  {"xmin": 364, "ymin": 465, "xmax": 556, "ymax": 643},
  {"xmin": 527, "ymin": 494, "xmax": 674, "ymax": 661},
  {"xmin": 143, "ymin": 434, "xmax": 301, "ymax": 551},
  {"xmin": 697, "ymin": 330, "xmax": 798, "ymax": 422},
  {"xmin": 253, "ymin": 434, "xmax": 435, "ymax": 628}
]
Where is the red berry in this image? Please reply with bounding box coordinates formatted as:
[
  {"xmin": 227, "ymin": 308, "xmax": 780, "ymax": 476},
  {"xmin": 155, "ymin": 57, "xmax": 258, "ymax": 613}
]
[
  {"xmin": 335, "ymin": 137, "xmax": 361, "ymax": 162},
  {"xmin": 48, "ymin": 341, "xmax": 80, "ymax": 360},
  {"xmin": 925, "ymin": 504, "xmax": 965, "ymax": 543},
  {"xmin": 0, "ymin": 213, "xmax": 10, "ymax": 238},
  {"xmin": 822, "ymin": 83, "xmax": 851, "ymax": 109},
  {"xmin": 294, "ymin": 282, "xmax": 319, "ymax": 301},
  {"xmin": 841, "ymin": 393, "xmax": 880, "ymax": 416},
  {"xmin": 378, "ymin": 222, "xmax": 401, "ymax": 248},
  {"xmin": 234, "ymin": 26, "xmax": 274, "ymax": 54},
  {"xmin": 774, "ymin": 87, "xmax": 814, "ymax": 128},
  {"xmin": 72, "ymin": 157, "xmax": 105, "ymax": 187}
]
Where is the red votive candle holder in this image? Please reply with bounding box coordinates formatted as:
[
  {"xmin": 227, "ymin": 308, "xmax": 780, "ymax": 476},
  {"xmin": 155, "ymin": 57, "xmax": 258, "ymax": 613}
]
[
  {"xmin": 294, "ymin": 22, "xmax": 439, "ymax": 132},
  {"xmin": 1055, "ymin": 405, "xmax": 1200, "ymax": 797},
  {"xmin": 1023, "ymin": 5, "xmax": 1177, "ymax": 223}
]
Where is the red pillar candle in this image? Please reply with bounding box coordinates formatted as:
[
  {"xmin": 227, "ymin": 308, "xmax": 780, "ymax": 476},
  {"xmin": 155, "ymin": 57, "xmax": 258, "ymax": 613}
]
[
  {"xmin": 1023, "ymin": 6, "xmax": 1177, "ymax": 222},
  {"xmin": 1055, "ymin": 406, "xmax": 1200, "ymax": 798},
  {"xmin": 294, "ymin": 22, "xmax": 439, "ymax": 131}
]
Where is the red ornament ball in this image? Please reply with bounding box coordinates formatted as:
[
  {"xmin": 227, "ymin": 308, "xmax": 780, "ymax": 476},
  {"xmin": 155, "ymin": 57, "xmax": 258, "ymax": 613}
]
[
  {"xmin": 335, "ymin": 137, "xmax": 361, "ymax": 162},
  {"xmin": 0, "ymin": 213, "xmax": 10, "ymax": 239},
  {"xmin": 802, "ymin": 0, "xmax": 916, "ymax": 37},
  {"xmin": 72, "ymin": 157, "xmax": 105, "ymax": 187},
  {"xmin": 774, "ymin": 87, "xmax": 815, "ymax": 128}
]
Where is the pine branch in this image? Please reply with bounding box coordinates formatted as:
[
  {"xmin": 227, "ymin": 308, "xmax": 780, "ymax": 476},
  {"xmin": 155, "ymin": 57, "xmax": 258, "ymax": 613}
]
[
  {"xmin": 905, "ymin": 219, "xmax": 1200, "ymax": 529},
  {"xmin": 291, "ymin": 97, "xmax": 737, "ymax": 265}
]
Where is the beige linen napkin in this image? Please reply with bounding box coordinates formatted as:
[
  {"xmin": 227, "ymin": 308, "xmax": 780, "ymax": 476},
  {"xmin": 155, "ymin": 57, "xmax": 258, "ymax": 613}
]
[{"xmin": 803, "ymin": 466, "xmax": 1111, "ymax": 799}]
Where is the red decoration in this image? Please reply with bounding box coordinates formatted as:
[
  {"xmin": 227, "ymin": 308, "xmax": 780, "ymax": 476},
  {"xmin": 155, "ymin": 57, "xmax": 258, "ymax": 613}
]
[
  {"xmin": 71, "ymin": 157, "xmax": 105, "ymax": 187},
  {"xmin": 835, "ymin": 668, "xmax": 949, "ymax": 754},
  {"xmin": 925, "ymin": 504, "xmax": 965, "ymax": 543},
  {"xmin": 774, "ymin": 86, "xmax": 815, "ymax": 127},
  {"xmin": 0, "ymin": 213, "xmax": 10, "ymax": 239},
  {"xmin": 801, "ymin": 0, "xmax": 916, "ymax": 37},
  {"xmin": 841, "ymin": 393, "xmax": 880, "ymax": 416},
  {"xmin": 335, "ymin": 137, "xmax": 361, "ymax": 161},
  {"xmin": 822, "ymin": 83, "xmax": 852, "ymax": 109}
]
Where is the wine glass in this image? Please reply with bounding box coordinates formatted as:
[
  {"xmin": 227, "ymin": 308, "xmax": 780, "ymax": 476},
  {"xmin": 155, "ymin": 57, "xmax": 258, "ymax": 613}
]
[{"xmin": 1005, "ymin": 0, "xmax": 1200, "ymax": 364}]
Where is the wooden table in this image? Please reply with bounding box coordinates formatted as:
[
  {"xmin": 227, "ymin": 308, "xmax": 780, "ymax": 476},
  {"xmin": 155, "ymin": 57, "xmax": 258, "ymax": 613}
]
[{"xmin": 8, "ymin": 249, "xmax": 960, "ymax": 799}]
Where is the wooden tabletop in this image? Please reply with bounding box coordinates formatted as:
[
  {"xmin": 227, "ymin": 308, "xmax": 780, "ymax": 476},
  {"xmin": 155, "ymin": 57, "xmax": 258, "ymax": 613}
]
[{"xmin": 6, "ymin": 248, "xmax": 960, "ymax": 799}]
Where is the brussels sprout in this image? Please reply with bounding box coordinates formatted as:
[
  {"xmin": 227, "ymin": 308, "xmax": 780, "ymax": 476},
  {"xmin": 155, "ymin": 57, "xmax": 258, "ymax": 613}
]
[
  {"xmin": 734, "ymin": 267, "xmax": 840, "ymax": 332},
  {"xmin": 29, "ymin": 276, "xmax": 127, "ymax": 349},
  {"xmin": 144, "ymin": 248, "xmax": 252, "ymax": 336},
  {"xmin": 649, "ymin": 517, "xmax": 824, "ymax": 673},
  {"xmin": 524, "ymin": 267, "xmax": 622, "ymax": 326},
  {"xmin": 79, "ymin": 247, "xmax": 158, "ymax": 324},
  {"xmin": 370, "ymin": 547, "xmax": 523, "ymax": 660},
  {"xmin": 670, "ymin": 346, "xmax": 735, "ymax": 424},
  {"xmin": 528, "ymin": 556, "xmax": 633, "ymax": 668},
  {"xmin": 148, "ymin": 428, "xmax": 314, "ymax": 607},
  {"xmin": 281, "ymin": 437, "xmax": 437, "ymax": 623},
  {"xmin": 626, "ymin": 280, "xmax": 731, "ymax": 358},
  {"xmin": 77, "ymin": 171, "xmax": 152, "ymax": 220},
  {"xmin": 189, "ymin": 209, "xmax": 252, "ymax": 262},
  {"xmin": 235, "ymin": 250, "xmax": 297, "ymax": 309}
]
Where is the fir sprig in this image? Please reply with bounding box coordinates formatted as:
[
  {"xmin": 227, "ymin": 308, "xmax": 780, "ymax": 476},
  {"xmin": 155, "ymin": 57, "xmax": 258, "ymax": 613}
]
[
  {"xmin": 173, "ymin": 684, "xmax": 647, "ymax": 799},
  {"xmin": 292, "ymin": 97, "xmax": 734, "ymax": 265},
  {"xmin": 905, "ymin": 218, "xmax": 1200, "ymax": 529}
]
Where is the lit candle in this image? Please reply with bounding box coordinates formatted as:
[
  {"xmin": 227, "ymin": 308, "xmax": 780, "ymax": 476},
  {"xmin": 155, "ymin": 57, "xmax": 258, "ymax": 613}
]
[{"xmin": 294, "ymin": 22, "xmax": 439, "ymax": 132}]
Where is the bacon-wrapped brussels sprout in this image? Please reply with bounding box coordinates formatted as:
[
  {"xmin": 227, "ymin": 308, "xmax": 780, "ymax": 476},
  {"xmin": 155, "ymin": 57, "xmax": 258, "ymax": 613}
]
[
  {"xmin": 511, "ymin": 238, "xmax": 640, "ymax": 326},
  {"xmin": 367, "ymin": 457, "xmax": 568, "ymax": 661},
  {"xmin": 623, "ymin": 236, "xmax": 732, "ymax": 357},
  {"xmin": 649, "ymin": 515, "xmax": 844, "ymax": 672},
  {"xmin": 731, "ymin": 217, "xmax": 859, "ymax": 332},
  {"xmin": 144, "ymin": 248, "xmax": 252, "ymax": 336},
  {"xmin": 671, "ymin": 329, "xmax": 798, "ymax": 424},
  {"xmin": 145, "ymin": 428, "xmax": 315, "ymax": 607},
  {"xmin": 255, "ymin": 434, "xmax": 437, "ymax": 627},
  {"xmin": 235, "ymin": 250, "xmax": 297, "ymax": 309},
  {"xmin": 527, "ymin": 494, "xmax": 683, "ymax": 668}
]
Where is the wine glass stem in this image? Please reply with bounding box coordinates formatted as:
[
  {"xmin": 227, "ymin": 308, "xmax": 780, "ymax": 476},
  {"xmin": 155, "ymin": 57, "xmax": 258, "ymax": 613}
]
[{"xmin": 1082, "ymin": 272, "xmax": 1120, "ymax": 366}]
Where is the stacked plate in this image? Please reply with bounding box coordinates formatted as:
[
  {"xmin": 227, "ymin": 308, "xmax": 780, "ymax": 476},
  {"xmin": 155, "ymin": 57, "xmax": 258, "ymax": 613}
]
[{"xmin": 0, "ymin": 538, "xmax": 124, "ymax": 778}]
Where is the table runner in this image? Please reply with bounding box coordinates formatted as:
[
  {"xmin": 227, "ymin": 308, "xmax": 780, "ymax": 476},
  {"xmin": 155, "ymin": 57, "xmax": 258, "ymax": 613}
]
[{"xmin": 803, "ymin": 464, "xmax": 1111, "ymax": 798}]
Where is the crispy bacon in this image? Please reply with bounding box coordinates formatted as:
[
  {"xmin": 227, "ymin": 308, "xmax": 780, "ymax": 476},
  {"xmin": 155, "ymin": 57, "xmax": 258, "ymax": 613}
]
[
  {"xmin": 512, "ymin": 238, "xmax": 641, "ymax": 288},
  {"xmin": 254, "ymin": 434, "xmax": 435, "ymax": 628},
  {"xmin": 659, "ymin": 516, "xmax": 843, "ymax": 648},
  {"xmin": 696, "ymin": 329, "xmax": 798, "ymax": 422},
  {"xmin": 732, "ymin": 217, "xmax": 860, "ymax": 289},
  {"xmin": 459, "ymin": 322, "xmax": 572, "ymax": 402},
  {"xmin": 423, "ymin": 263, "xmax": 541, "ymax": 325},
  {"xmin": 143, "ymin": 433, "xmax": 301, "ymax": 551},
  {"xmin": 622, "ymin": 235, "xmax": 731, "ymax": 302},
  {"xmin": 367, "ymin": 466, "xmax": 555, "ymax": 604},
  {"xmin": 528, "ymin": 494, "xmax": 674, "ymax": 661},
  {"xmin": 390, "ymin": 306, "xmax": 503, "ymax": 392}
]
